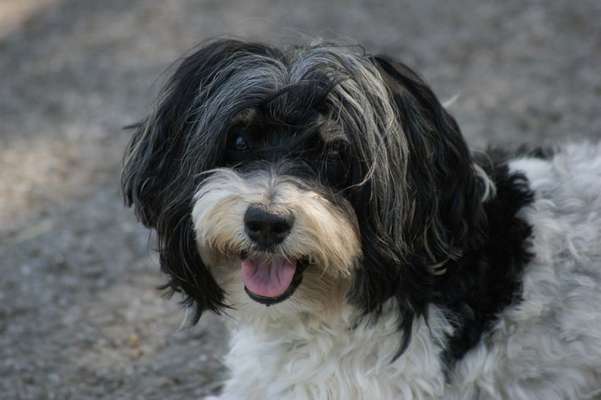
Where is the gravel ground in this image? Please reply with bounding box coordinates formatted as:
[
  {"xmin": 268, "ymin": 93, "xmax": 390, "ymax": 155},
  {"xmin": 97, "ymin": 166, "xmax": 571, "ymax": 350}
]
[{"xmin": 0, "ymin": 1, "xmax": 600, "ymax": 399}]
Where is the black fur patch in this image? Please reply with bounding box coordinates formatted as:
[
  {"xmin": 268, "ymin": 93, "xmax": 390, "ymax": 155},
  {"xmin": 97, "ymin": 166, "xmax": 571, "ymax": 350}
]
[{"xmin": 437, "ymin": 155, "xmax": 535, "ymax": 373}]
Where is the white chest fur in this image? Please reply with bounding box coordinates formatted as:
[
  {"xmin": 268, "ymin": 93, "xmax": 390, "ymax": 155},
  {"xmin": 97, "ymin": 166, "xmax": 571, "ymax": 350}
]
[{"xmin": 217, "ymin": 304, "xmax": 448, "ymax": 400}]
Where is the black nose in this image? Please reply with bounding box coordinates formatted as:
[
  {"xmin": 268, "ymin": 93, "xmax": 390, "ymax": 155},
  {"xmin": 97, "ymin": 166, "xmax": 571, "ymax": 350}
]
[{"xmin": 244, "ymin": 205, "xmax": 294, "ymax": 247}]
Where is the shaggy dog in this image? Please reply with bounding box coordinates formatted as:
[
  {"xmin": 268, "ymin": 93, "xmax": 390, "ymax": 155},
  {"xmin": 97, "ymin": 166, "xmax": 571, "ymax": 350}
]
[{"xmin": 122, "ymin": 39, "xmax": 601, "ymax": 399}]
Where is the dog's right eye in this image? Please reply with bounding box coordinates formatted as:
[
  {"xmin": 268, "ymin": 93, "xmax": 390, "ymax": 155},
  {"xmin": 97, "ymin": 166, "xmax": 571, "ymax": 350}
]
[{"xmin": 227, "ymin": 128, "xmax": 251, "ymax": 152}]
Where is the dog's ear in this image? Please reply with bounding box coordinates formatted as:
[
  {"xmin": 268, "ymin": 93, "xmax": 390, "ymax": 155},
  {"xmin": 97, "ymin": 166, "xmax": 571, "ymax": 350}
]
[
  {"xmin": 372, "ymin": 56, "xmax": 487, "ymax": 258},
  {"xmin": 121, "ymin": 39, "xmax": 276, "ymax": 319},
  {"xmin": 349, "ymin": 56, "xmax": 488, "ymax": 353}
]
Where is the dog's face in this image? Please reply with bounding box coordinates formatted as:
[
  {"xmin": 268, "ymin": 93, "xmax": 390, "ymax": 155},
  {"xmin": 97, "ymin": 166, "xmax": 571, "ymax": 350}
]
[{"xmin": 122, "ymin": 40, "xmax": 486, "ymax": 330}]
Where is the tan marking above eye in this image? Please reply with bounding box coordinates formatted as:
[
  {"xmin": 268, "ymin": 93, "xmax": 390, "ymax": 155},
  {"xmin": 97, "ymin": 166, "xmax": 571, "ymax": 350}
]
[{"xmin": 316, "ymin": 114, "xmax": 345, "ymax": 142}]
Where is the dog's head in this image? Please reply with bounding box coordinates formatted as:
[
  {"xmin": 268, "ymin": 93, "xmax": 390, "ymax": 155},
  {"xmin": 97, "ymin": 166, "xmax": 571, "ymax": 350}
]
[{"xmin": 122, "ymin": 39, "xmax": 489, "ymax": 345}]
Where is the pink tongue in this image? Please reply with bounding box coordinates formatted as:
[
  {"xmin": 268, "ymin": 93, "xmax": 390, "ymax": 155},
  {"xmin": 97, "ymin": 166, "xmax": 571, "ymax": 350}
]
[{"xmin": 241, "ymin": 258, "xmax": 297, "ymax": 298}]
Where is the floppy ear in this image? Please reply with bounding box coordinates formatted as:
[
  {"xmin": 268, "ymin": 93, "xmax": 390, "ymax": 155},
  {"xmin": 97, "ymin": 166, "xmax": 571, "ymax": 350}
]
[
  {"xmin": 348, "ymin": 56, "xmax": 488, "ymax": 353},
  {"xmin": 122, "ymin": 39, "xmax": 271, "ymax": 226},
  {"xmin": 373, "ymin": 56, "xmax": 486, "ymax": 259},
  {"xmin": 121, "ymin": 39, "xmax": 277, "ymax": 319}
]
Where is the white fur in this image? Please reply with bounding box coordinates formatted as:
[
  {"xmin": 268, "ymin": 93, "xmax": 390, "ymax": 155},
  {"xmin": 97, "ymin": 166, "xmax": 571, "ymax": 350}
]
[
  {"xmin": 217, "ymin": 305, "xmax": 449, "ymax": 400},
  {"xmin": 209, "ymin": 143, "xmax": 601, "ymax": 400}
]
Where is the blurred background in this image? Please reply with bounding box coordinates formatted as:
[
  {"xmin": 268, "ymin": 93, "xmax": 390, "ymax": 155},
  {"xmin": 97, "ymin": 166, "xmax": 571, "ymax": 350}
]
[{"xmin": 0, "ymin": 1, "xmax": 599, "ymax": 399}]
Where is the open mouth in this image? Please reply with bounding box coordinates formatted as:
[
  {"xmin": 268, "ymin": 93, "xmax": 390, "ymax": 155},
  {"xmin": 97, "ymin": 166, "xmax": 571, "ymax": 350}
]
[{"xmin": 240, "ymin": 254, "xmax": 306, "ymax": 306}]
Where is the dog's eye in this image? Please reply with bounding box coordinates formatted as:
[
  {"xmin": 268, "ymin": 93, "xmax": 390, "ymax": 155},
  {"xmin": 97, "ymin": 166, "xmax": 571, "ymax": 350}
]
[
  {"xmin": 228, "ymin": 128, "xmax": 251, "ymax": 152},
  {"xmin": 234, "ymin": 135, "xmax": 249, "ymax": 151},
  {"xmin": 327, "ymin": 140, "xmax": 347, "ymax": 157}
]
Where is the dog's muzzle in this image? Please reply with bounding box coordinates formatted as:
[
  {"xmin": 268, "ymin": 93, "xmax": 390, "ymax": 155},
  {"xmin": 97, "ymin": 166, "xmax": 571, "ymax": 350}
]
[{"xmin": 241, "ymin": 205, "xmax": 305, "ymax": 305}]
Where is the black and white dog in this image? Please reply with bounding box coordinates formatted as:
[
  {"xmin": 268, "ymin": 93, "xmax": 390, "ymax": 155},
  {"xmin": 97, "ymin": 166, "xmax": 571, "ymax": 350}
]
[{"xmin": 122, "ymin": 39, "xmax": 601, "ymax": 399}]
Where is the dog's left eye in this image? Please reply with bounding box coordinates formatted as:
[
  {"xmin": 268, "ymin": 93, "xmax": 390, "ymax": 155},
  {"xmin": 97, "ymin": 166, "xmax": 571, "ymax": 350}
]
[
  {"xmin": 234, "ymin": 135, "xmax": 249, "ymax": 151},
  {"xmin": 326, "ymin": 140, "xmax": 347, "ymax": 158}
]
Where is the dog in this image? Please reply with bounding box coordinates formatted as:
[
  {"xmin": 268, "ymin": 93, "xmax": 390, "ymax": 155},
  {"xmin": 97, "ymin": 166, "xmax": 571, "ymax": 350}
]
[{"xmin": 121, "ymin": 39, "xmax": 601, "ymax": 399}]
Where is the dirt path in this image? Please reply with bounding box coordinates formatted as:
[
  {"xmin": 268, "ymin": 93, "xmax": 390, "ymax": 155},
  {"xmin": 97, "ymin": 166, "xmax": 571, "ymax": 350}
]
[{"xmin": 1, "ymin": 1, "xmax": 600, "ymax": 399}]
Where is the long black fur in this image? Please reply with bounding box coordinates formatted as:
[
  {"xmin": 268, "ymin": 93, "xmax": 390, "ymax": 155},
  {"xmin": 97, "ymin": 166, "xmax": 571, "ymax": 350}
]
[
  {"xmin": 122, "ymin": 40, "xmax": 287, "ymax": 319},
  {"xmin": 436, "ymin": 160, "xmax": 534, "ymax": 371}
]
